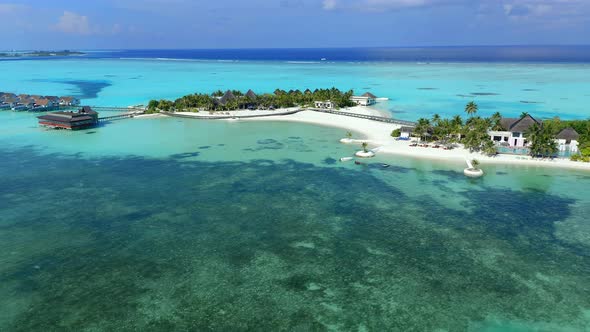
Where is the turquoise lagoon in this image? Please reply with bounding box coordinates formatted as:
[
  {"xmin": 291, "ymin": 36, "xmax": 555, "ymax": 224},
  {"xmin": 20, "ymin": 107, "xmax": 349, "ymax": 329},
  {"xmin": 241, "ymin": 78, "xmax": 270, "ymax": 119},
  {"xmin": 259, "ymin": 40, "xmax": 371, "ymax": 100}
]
[
  {"xmin": 1, "ymin": 58, "xmax": 590, "ymax": 331},
  {"xmin": 1, "ymin": 58, "xmax": 590, "ymax": 120}
]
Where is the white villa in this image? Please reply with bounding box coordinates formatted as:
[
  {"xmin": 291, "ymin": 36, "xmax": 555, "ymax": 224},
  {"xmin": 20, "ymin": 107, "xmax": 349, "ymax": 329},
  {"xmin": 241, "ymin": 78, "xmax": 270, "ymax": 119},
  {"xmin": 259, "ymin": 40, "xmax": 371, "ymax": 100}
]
[
  {"xmin": 350, "ymin": 92, "xmax": 377, "ymax": 106},
  {"xmin": 314, "ymin": 100, "xmax": 335, "ymax": 109},
  {"xmin": 556, "ymin": 127, "xmax": 580, "ymax": 153},
  {"xmin": 488, "ymin": 114, "xmax": 581, "ymax": 155},
  {"xmin": 400, "ymin": 126, "xmax": 414, "ymax": 139},
  {"xmin": 489, "ymin": 114, "xmax": 541, "ymax": 147}
]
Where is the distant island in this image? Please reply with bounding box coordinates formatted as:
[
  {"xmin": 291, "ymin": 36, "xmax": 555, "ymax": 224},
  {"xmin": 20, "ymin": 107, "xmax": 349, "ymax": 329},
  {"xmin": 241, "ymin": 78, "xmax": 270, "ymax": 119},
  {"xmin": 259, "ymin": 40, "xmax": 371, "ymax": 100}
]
[
  {"xmin": 147, "ymin": 88, "xmax": 379, "ymax": 113},
  {"xmin": 0, "ymin": 50, "xmax": 86, "ymax": 58}
]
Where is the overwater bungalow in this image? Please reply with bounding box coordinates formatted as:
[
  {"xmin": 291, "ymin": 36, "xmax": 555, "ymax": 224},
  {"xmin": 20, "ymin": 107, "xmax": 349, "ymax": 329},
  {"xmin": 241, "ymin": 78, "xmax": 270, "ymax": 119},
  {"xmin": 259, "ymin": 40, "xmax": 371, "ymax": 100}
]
[
  {"xmin": 59, "ymin": 96, "xmax": 81, "ymax": 106},
  {"xmin": 37, "ymin": 106, "xmax": 98, "ymax": 130},
  {"xmin": 351, "ymin": 92, "xmax": 377, "ymax": 106},
  {"xmin": 32, "ymin": 98, "xmax": 55, "ymax": 110}
]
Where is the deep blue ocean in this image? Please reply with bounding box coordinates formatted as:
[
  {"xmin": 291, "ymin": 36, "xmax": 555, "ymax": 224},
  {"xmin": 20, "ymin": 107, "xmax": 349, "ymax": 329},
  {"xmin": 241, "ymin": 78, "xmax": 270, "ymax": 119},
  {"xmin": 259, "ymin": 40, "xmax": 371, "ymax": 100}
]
[{"xmin": 5, "ymin": 46, "xmax": 590, "ymax": 63}]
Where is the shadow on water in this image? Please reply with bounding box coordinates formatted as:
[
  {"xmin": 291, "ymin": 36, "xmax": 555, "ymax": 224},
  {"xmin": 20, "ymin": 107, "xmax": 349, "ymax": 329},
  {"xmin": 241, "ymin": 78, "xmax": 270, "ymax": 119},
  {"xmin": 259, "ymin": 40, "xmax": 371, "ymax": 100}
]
[
  {"xmin": 0, "ymin": 147, "xmax": 589, "ymax": 331},
  {"xmin": 30, "ymin": 79, "xmax": 112, "ymax": 99}
]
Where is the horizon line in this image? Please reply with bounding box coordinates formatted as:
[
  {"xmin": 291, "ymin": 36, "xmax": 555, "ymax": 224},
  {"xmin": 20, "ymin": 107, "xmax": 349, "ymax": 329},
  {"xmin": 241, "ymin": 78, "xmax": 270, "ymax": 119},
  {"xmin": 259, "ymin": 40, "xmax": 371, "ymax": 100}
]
[{"xmin": 3, "ymin": 44, "xmax": 590, "ymax": 52}]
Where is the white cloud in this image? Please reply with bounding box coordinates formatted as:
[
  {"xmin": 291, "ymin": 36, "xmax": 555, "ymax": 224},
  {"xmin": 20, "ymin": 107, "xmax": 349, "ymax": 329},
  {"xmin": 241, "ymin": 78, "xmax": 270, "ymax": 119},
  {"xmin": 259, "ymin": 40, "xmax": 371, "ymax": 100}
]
[
  {"xmin": 54, "ymin": 11, "xmax": 95, "ymax": 35},
  {"xmin": 320, "ymin": 0, "xmax": 464, "ymax": 11},
  {"xmin": 52, "ymin": 11, "xmax": 124, "ymax": 35},
  {"xmin": 498, "ymin": 0, "xmax": 590, "ymax": 24},
  {"xmin": 323, "ymin": 0, "xmax": 338, "ymax": 10},
  {"xmin": 0, "ymin": 3, "xmax": 28, "ymax": 15}
]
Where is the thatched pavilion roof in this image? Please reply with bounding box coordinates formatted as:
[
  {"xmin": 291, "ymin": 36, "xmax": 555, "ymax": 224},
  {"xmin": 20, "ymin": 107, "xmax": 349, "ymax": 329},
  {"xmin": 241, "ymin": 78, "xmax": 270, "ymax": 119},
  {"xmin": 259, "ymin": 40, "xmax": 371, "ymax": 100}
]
[
  {"xmin": 500, "ymin": 114, "xmax": 541, "ymax": 132},
  {"xmin": 245, "ymin": 89, "xmax": 257, "ymax": 99},
  {"xmin": 557, "ymin": 127, "xmax": 580, "ymax": 141},
  {"xmin": 362, "ymin": 92, "xmax": 378, "ymax": 99},
  {"xmin": 219, "ymin": 90, "xmax": 236, "ymax": 105}
]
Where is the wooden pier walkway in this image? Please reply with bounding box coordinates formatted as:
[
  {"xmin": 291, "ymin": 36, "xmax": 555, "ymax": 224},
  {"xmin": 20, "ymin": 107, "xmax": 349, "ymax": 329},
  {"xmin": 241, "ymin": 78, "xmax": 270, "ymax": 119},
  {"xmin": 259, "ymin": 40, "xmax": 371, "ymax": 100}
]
[
  {"xmin": 308, "ymin": 108, "xmax": 416, "ymax": 126},
  {"xmin": 162, "ymin": 108, "xmax": 416, "ymax": 127},
  {"xmin": 98, "ymin": 110, "xmax": 145, "ymax": 122}
]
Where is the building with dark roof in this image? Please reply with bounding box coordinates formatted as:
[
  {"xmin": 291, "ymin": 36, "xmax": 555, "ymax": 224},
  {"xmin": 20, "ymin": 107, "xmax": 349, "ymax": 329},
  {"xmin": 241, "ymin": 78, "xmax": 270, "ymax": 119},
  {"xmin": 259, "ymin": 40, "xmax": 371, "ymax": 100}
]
[
  {"xmin": 37, "ymin": 106, "xmax": 98, "ymax": 130},
  {"xmin": 245, "ymin": 89, "xmax": 257, "ymax": 100},
  {"xmin": 556, "ymin": 127, "xmax": 580, "ymax": 142},
  {"xmin": 362, "ymin": 92, "xmax": 378, "ymax": 99},
  {"xmin": 556, "ymin": 127, "xmax": 580, "ymax": 153},
  {"xmin": 489, "ymin": 114, "xmax": 542, "ymax": 147},
  {"xmin": 59, "ymin": 96, "xmax": 81, "ymax": 106},
  {"xmin": 351, "ymin": 92, "xmax": 377, "ymax": 106},
  {"xmin": 218, "ymin": 90, "xmax": 236, "ymax": 105}
]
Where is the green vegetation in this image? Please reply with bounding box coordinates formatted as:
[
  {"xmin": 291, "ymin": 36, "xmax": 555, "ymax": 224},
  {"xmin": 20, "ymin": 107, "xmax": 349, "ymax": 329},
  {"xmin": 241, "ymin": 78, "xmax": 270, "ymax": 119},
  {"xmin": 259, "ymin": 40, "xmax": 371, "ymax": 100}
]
[
  {"xmin": 411, "ymin": 102, "xmax": 590, "ymax": 160},
  {"xmin": 571, "ymin": 147, "xmax": 590, "ymax": 162},
  {"xmin": 465, "ymin": 101, "xmax": 478, "ymax": 117},
  {"xmin": 541, "ymin": 117, "xmax": 590, "ymax": 161},
  {"xmin": 463, "ymin": 117, "xmax": 496, "ymax": 154},
  {"xmin": 413, "ymin": 103, "xmax": 496, "ymax": 154},
  {"xmin": 148, "ymin": 88, "xmax": 356, "ymax": 113},
  {"xmin": 526, "ymin": 123, "xmax": 558, "ymax": 158},
  {"xmin": 390, "ymin": 129, "xmax": 401, "ymax": 138},
  {"xmin": 361, "ymin": 142, "xmax": 369, "ymax": 153}
]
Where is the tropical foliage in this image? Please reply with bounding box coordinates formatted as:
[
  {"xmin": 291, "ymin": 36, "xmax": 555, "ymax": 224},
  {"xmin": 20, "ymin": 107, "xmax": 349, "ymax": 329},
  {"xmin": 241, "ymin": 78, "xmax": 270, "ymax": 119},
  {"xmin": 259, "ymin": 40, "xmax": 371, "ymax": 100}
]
[
  {"xmin": 412, "ymin": 103, "xmax": 495, "ymax": 154},
  {"xmin": 465, "ymin": 101, "xmax": 478, "ymax": 117},
  {"xmin": 361, "ymin": 142, "xmax": 369, "ymax": 153},
  {"xmin": 526, "ymin": 123, "xmax": 558, "ymax": 158},
  {"xmin": 147, "ymin": 88, "xmax": 356, "ymax": 112},
  {"xmin": 462, "ymin": 116, "xmax": 496, "ymax": 153}
]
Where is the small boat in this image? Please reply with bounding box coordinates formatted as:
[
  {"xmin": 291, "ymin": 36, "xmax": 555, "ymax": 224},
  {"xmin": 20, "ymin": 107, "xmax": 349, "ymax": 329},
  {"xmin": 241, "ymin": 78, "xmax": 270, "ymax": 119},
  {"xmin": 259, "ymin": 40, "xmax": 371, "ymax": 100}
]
[
  {"xmin": 381, "ymin": 164, "xmax": 390, "ymax": 168},
  {"xmin": 321, "ymin": 58, "xmax": 327, "ymax": 61},
  {"xmin": 355, "ymin": 161, "xmax": 363, "ymax": 165},
  {"xmin": 339, "ymin": 157, "xmax": 354, "ymax": 162}
]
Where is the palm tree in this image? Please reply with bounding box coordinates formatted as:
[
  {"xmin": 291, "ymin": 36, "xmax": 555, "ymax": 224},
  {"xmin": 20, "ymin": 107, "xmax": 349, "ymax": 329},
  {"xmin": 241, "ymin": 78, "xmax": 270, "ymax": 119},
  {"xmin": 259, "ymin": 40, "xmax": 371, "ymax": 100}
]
[
  {"xmin": 520, "ymin": 112, "xmax": 530, "ymax": 119},
  {"xmin": 465, "ymin": 101, "xmax": 478, "ymax": 117},
  {"xmin": 346, "ymin": 131, "xmax": 353, "ymax": 139},
  {"xmin": 361, "ymin": 142, "xmax": 369, "ymax": 153},
  {"xmin": 471, "ymin": 159, "xmax": 480, "ymax": 170},
  {"xmin": 527, "ymin": 123, "xmax": 558, "ymax": 158},
  {"xmin": 414, "ymin": 118, "xmax": 431, "ymax": 142},
  {"xmin": 490, "ymin": 111, "xmax": 503, "ymax": 130},
  {"xmin": 432, "ymin": 113, "xmax": 441, "ymax": 125}
]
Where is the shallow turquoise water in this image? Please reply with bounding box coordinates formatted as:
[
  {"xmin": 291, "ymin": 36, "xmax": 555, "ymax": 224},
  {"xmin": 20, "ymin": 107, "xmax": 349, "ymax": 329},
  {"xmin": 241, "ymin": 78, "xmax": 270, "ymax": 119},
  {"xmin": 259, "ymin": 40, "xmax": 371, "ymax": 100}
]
[
  {"xmin": 1, "ymin": 110, "xmax": 590, "ymax": 331},
  {"xmin": 1, "ymin": 57, "xmax": 590, "ymax": 330},
  {"xmin": 1, "ymin": 59, "xmax": 590, "ymax": 120}
]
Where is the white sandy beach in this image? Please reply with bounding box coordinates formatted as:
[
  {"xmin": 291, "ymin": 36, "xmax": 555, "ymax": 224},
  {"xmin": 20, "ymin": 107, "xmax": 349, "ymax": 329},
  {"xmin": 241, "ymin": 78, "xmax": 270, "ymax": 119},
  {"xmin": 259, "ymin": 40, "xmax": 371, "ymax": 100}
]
[{"xmin": 161, "ymin": 106, "xmax": 590, "ymax": 171}]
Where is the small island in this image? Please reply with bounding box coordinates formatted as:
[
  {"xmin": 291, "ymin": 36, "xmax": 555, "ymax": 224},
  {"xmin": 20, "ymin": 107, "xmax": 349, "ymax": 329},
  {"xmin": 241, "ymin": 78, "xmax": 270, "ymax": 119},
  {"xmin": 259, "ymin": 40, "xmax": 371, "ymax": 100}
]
[
  {"xmin": 147, "ymin": 88, "xmax": 364, "ymax": 113},
  {"xmin": 146, "ymin": 90, "xmax": 590, "ymax": 168},
  {"xmin": 0, "ymin": 50, "xmax": 86, "ymax": 58}
]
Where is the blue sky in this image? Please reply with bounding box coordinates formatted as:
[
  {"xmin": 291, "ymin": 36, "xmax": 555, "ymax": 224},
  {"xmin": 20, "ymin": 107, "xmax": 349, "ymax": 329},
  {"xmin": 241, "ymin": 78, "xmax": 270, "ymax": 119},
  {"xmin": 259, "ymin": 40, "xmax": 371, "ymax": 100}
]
[{"xmin": 1, "ymin": 0, "xmax": 589, "ymax": 49}]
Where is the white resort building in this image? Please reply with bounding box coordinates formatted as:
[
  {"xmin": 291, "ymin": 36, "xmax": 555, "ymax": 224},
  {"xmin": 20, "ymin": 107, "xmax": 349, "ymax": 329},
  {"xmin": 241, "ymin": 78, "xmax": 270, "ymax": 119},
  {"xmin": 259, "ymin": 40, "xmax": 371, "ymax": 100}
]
[
  {"xmin": 556, "ymin": 127, "xmax": 580, "ymax": 153},
  {"xmin": 489, "ymin": 114, "xmax": 541, "ymax": 147},
  {"xmin": 350, "ymin": 92, "xmax": 377, "ymax": 106},
  {"xmin": 400, "ymin": 126, "xmax": 414, "ymax": 140}
]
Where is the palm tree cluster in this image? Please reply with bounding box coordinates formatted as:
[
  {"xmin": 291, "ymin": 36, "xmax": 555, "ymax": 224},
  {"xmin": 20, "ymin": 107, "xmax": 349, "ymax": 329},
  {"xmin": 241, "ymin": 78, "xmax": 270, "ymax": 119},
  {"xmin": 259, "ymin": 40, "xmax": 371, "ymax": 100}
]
[
  {"xmin": 412, "ymin": 101, "xmax": 499, "ymax": 155},
  {"xmin": 147, "ymin": 88, "xmax": 355, "ymax": 113},
  {"xmin": 526, "ymin": 123, "xmax": 558, "ymax": 158}
]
